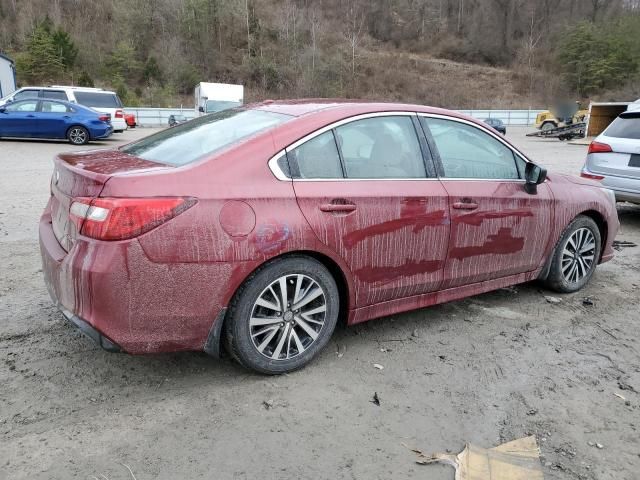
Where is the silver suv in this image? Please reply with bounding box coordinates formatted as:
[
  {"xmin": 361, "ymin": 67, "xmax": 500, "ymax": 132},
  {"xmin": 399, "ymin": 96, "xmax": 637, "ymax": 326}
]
[{"xmin": 581, "ymin": 111, "xmax": 640, "ymax": 204}]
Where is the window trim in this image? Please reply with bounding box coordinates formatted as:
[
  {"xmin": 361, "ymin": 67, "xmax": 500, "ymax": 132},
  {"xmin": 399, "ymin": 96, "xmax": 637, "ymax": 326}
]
[
  {"xmin": 417, "ymin": 113, "xmax": 531, "ymax": 182},
  {"xmin": 268, "ymin": 111, "xmax": 440, "ymax": 182}
]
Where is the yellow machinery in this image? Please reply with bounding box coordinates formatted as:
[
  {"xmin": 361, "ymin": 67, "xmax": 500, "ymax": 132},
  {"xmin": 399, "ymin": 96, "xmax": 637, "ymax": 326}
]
[{"xmin": 535, "ymin": 102, "xmax": 588, "ymax": 131}]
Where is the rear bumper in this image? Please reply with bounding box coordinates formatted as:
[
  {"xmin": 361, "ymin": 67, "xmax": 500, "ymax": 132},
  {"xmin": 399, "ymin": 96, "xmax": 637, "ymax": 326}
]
[
  {"xmin": 582, "ymin": 164, "xmax": 640, "ymax": 204},
  {"xmin": 92, "ymin": 126, "xmax": 113, "ymax": 140},
  {"xmin": 111, "ymin": 118, "xmax": 127, "ymax": 131},
  {"xmin": 60, "ymin": 307, "xmax": 121, "ymax": 352},
  {"xmin": 38, "ymin": 200, "xmax": 235, "ymax": 354}
]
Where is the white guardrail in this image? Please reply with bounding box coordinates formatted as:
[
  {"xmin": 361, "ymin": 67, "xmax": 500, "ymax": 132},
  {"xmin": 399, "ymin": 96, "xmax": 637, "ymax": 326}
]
[{"xmin": 124, "ymin": 107, "xmax": 544, "ymax": 127}]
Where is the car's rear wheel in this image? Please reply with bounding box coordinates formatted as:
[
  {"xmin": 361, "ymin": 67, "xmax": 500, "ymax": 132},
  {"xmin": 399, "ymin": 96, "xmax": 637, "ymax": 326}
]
[
  {"xmin": 67, "ymin": 126, "xmax": 90, "ymax": 145},
  {"xmin": 225, "ymin": 256, "xmax": 339, "ymax": 374},
  {"xmin": 544, "ymin": 215, "xmax": 601, "ymax": 293}
]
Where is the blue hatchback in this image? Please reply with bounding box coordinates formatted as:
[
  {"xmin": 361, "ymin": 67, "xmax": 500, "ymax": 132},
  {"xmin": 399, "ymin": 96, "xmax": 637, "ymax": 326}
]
[{"xmin": 0, "ymin": 99, "xmax": 113, "ymax": 145}]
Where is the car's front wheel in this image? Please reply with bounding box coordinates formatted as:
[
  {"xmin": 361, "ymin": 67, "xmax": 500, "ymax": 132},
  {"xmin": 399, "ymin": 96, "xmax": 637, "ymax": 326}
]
[
  {"xmin": 225, "ymin": 256, "xmax": 339, "ymax": 374},
  {"xmin": 544, "ymin": 215, "xmax": 601, "ymax": 293},
  {"xmin": 67, "ymin": 126, "xmax": 90, "ymax": 145}
]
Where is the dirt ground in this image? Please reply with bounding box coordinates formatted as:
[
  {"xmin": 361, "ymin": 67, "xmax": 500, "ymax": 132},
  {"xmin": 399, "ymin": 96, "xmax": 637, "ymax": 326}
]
[{"xmin": 1, "ymin": 127, "xmax": 639, "ymax": 480}]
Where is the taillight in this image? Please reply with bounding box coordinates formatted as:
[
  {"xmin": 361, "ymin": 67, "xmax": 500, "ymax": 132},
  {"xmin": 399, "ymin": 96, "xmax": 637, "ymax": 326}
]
[
  {"xmin": 588, "ymin": 141, "xmax": 612, "ymax": 154},
  {"xmin": 98, "ymin": 115, "xmax": 110, "ymax": 122},
  {"xmin": 115, "ymin": 109, "xmax": 124, "ymax": 119},
  {"xmin": 580, "ymin": 171, "xmax": 605, "ymax": 180},
  {"xmin": 69, "ymin": 197, "xmax": 195, "ymax": 240}
]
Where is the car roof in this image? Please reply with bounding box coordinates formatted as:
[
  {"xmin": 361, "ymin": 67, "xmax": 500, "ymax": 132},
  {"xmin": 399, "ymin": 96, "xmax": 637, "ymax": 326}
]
[{"xmin": 249, "ymin": 99, "xmax": 475, "ymax": 121}]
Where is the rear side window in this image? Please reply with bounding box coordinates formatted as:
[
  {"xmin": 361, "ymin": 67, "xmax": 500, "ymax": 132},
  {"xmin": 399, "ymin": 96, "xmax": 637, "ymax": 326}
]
[
  {"xmin": 288, "ymin": 131, "xmax": 343, "ymax": 179},
  {"xmin": 604, "ymin": 114, "xmax": 640, "ymax": 139},
  {"xmin": 41, "ymin": 101, "xmax": 70, "ymax": 113},
  {"xmin": 42, "ymin": 90, "xmax": 67, "ymax": 101},
  {"xmin": 335, "ymin": 116, "xmax": 426, "ymax": 178},
  {"xmin": 122, "ymin": 109, "xmax": 291, "ymax": 166},
  {"xmin": 422, "ymin": 117, "xmax": 519, "ymax": 179},
  {"xmin": 74, "ymin": 92, "xmax": 123, "ymax": 108}
]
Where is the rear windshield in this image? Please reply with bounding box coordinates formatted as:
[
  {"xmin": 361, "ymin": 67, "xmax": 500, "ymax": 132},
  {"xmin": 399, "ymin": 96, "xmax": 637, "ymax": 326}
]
[
  {"xmin": 74, "ymin": 91, "xmax": 123, "ymax": 108},
  {"xmin": 604, "ymin": 114, "xmax": 640, "ymax": 139},
  {"xmin": 121, "ymin": 109, "xmax": 292, "ymax": 166}
]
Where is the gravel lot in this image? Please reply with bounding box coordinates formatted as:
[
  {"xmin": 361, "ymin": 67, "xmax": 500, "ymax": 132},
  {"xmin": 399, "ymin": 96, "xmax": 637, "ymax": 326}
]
[{"xmin": 1, "ymin": 127, "xmax": 639, "ymax": 480}]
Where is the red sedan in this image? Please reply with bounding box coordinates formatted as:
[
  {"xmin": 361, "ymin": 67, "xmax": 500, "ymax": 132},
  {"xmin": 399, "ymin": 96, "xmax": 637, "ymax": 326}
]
[{"xmin": 39, "ymin": 101, "xmax": 619, "ymax": 374}]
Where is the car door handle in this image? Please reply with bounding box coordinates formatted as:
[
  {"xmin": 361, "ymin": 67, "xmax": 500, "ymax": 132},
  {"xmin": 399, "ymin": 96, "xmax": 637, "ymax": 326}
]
[
  {"xmin": 319, "ymin": 202, "xmax": 357, "ymax": 213},
  {"xmin": 452, "ymin": 201, "xmax": 479, "ymax": 210},
  {"xmin": 26, "ymin": 114, "xmax": 36, "ymax": 118}
]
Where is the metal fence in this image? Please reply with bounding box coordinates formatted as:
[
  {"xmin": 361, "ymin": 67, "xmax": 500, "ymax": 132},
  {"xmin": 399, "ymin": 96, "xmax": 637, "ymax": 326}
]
[
  {"xmin": 124, "ymin": 107, "xmax": 197, "ymax": 127},
  {"xmin": 458, "ymin": 109, "xmax": 544, "ymax": 125},
  {"xmin": 125, "ymin": 107, "xmax": 544, "ymax": 127}
]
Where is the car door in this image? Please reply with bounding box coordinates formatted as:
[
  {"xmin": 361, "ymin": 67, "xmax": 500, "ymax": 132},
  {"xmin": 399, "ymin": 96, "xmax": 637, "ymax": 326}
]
[
  {"xmin": 0, "ymin": 100, "xmax": 40, "ymax": 137},
  {"xmin": 38, "ymin": 100, "xmax": 72, "ymax": 139},
  {"xmin": 286, "ymin": 113, "xmax": 451, "ymax": 308},
  {"xmin": 419, "ymin": 115, "xmax": 554, "ymax": 289}
]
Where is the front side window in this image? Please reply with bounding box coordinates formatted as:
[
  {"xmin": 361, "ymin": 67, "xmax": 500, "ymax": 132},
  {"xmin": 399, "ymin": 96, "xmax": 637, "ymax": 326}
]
[
  {"xmin": 41, "ymin": 101, "xmax": 69, "ymax": 113},
  {"xmin": 6, "ymin": 100, "xmax": 38, "ymax": 112},
  {"xmin": 13, "ymin": 89, "xmax": 40, "ymax": 101},
  {"xmin": 288, "ymin": 131, "xmax": 343, "ymax": 179},
  {"xmin": 335, "ymin": 116, "xmax": 426, "ymax": 179},
  {"xmin": 41, "ymin": 90, "xmax": 67, "ymax": 101},
  {"xmin": 422, "ymin": 117, "xmax": 519, "ymax": 179},
  {"xmin": 122, "ymin": 109, "xmax": 292, "ymax": 166}
]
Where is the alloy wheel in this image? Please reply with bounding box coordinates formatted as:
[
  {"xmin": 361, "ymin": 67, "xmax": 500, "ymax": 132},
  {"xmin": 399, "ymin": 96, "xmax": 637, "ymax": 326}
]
[
  {"xmin": 561, "ymin": 227, "xmax": 596, "ymax": 284},
  {"xmin": 249, "ymin": 274, "xmax": 327, "ymax": 361},
  {"xmin": 69, "ymin": 128, "xmax": 87, "ymax": 144}
]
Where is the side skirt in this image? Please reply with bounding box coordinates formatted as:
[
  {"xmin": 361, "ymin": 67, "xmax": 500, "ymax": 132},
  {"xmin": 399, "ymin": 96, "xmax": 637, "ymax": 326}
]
[{"xmin": 348, "ymin": 270, "xmax": 541, "ymax": 325}]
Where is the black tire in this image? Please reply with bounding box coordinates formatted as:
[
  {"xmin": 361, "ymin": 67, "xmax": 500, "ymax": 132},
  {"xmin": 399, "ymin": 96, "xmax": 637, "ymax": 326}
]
[
  {"xmin": 114, "ymin": 130, "xmax": 124, "ymax": 133},
  {"xmin": 541, "ymin": 122, "xmax": 556, "ymax": 132},
  {"xmin": 544, "ymin": 215, "xmax": 601, "ymax": 293},
  {"xmin": 224, "ymin": 255, "xmax": 339, "ymax": 374},
  {"xmin": 67, "ymin": 125, "xmax": 90, "ymax": 145}
]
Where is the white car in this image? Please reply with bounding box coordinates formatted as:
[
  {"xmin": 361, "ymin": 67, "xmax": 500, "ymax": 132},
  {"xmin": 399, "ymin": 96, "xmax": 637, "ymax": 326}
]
[
  {"xmin": 581, "ymin": 111, "xmax": 640, "ymax": 204},
  {"xmin": 0, "ymin": 86, "xmax": 127, "ymax": 132}
]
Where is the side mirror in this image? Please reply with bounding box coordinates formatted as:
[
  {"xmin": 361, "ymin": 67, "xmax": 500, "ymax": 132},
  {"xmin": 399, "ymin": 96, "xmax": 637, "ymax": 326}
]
[
  {"xmin": 0, "ymin": 107, "xmax": 5, "ymax": 113},
  {"xmin": 524, "ymin": 162, "xmax": 547, "ymax": 194},
  {"xmin": 198, "ymin": 106, "xmax": 204, "ymax": 113}
]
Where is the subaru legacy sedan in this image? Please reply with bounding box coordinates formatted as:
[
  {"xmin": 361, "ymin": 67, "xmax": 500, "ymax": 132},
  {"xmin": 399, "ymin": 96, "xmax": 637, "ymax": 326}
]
[{"xmin": 39, "ymin": 101, "xmax": 619, "ymax": 374}]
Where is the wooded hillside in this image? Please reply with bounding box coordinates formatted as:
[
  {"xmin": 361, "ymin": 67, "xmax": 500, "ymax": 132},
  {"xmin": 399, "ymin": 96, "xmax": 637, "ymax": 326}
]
[{"xmin": 1, "ymin": 0, "xmax": 639, "ymax": 108}]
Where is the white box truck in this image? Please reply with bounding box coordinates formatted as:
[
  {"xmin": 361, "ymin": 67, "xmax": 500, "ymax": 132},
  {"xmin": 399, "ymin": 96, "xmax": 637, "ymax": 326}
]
[{"xmin": 195, "ymin": 82, "xmax": 244, "ymax": 116}]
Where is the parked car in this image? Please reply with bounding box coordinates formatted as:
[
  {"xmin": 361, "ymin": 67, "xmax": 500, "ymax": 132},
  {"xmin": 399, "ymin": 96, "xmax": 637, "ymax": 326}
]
[
  {"xmin": 483, "ymin": 118, "xmax": 506, "ymax": 135},
  {"xmin": 168, "ymin": 114, "xmax": 187, "ymax": 127},
  {"xmin": 0, "ymin": 86, "xmax": 127, "ymax": 133},
  {"xmin": 39, "ymin": 101, "xmax": 619, "ymax": 374},
  {"xmin": 124, "ymin": 112, "xmax": 136, "ymax": 128},
  {"xmin": 0, "ymin": 98, "xmax": 113, "ymax": 144},
  {"xmin": 581, "ymin": 111, "xmax": 640, "ymax": 203}
]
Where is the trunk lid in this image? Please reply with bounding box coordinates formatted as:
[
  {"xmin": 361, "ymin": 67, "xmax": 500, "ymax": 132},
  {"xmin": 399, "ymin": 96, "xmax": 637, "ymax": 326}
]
[
  {"xmin": 586, "ymin": 135, "xmax": 640, "ymax": 178},
  {"xmin": 50, "ymin": 150, "xmax": 170, "ymax": 251}
]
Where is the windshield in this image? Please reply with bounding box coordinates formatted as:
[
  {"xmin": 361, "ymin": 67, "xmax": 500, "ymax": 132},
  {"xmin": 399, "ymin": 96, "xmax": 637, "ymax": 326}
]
[
  {"xmin": 205, "ymin": 100, "xmax": 242, "ymax": 113},
  {"xmin": 604, "ymin": 113, "xmax": 640, "ymax": 140},
  {"xmin": 74, "ymin": 91, "xmax": 123, "ymax": 108},
  {"xmin": 122, "ymin": 109, "xmax": 291, "ymax": 166}
]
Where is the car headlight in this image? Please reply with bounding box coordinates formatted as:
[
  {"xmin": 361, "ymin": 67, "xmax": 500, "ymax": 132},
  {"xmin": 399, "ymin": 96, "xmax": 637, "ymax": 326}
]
[{"xmin": 600, "ymin": 187, "xmax": 616, "ymax": 206}]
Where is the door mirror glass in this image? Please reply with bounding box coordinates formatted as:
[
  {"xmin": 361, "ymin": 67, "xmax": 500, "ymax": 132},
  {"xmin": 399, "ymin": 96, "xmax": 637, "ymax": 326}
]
[{"xmin": 524, "ymin": 162, "xmax": 547, "ymax": 193}]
